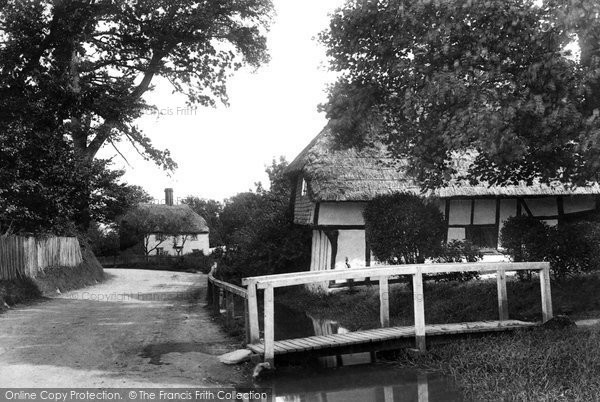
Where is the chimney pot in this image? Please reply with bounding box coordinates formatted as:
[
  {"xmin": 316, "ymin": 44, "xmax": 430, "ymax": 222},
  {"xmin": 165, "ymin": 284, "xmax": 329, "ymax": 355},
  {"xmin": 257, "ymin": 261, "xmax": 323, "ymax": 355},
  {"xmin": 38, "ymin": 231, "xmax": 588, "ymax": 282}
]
[{"xmin": 165, "ymin": 188, "xmax": 174, "ymax": 206}]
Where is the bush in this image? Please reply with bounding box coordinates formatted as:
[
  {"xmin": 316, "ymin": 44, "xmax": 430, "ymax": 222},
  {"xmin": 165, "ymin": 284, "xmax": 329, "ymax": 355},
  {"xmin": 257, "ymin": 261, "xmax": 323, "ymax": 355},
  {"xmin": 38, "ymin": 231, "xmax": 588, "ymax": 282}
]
[
  {"xmin": 364, "ymin": 193, "xmax": 446, "ymax": 264},
  {"xmin": 501, "ymin": 215, "xmax": 600, "ymax": 280},
  {"xmin": 430, "ymin": 240, "xmax": 482, "ymax": 282},
  {"xmin": 547, "ymin": 221, "xmax": 600, "ymax": 280},
  {"xmin": 500, "ymin": 215, "xmax": 550, "ymax": 262}
]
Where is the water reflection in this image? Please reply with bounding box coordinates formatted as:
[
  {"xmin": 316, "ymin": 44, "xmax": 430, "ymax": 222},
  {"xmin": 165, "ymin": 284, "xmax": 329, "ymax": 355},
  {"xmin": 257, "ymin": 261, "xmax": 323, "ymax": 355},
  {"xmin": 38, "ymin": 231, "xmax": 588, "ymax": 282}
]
[{"xmin": 266, "ymin": 310, "xmax": 462, "ymax": 401}]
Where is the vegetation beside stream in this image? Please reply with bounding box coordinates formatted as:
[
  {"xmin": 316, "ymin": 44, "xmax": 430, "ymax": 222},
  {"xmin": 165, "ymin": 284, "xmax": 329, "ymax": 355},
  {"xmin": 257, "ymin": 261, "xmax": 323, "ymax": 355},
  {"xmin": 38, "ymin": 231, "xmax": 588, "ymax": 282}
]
[{"xmin": 276, "ymin": 272, "xmax": 600, "ymax": 400}]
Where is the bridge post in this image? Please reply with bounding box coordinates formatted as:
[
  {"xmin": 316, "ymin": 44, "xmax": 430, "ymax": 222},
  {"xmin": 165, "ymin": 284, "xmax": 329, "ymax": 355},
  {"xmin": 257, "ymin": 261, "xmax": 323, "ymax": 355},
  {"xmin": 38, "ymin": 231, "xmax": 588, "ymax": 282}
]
[
  {"xmin": 539, "ymin": 266, "xmax": 553, "ymax": 323},
  {"xmin": 379, "ymin": 276, "xmax": 390, "ymax": 327},
  {"xmin": 412, "ymin": 267, "xmax": 426, "ymax": 352},
  {"xmin": 226, "ymin": 291, "xmax": 235, "ymax": 326},
  {"xmin": 264, "ymin": 285, "xmax": 275, "ymax": 367},
  {"xmin": 496, "ymin": 268, "xmax": 508, "ymax": 321},
  {"xmin": 247, "ymin": 282, "xmax": 260, "ymax": 344}
]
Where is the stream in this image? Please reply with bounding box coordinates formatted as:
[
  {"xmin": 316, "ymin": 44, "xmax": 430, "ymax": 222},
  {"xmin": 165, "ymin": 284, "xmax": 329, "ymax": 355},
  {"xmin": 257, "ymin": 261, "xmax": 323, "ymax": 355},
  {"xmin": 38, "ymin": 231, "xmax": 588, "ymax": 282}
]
[{"xmin": 257, "ymin": 303, "xmax": 463, "ymax": 402}]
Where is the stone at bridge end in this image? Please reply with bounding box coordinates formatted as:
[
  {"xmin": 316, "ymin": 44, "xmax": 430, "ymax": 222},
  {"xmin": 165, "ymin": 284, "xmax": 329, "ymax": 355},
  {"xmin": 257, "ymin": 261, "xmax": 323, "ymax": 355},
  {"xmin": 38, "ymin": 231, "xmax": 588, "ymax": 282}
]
[
  {"xmin": 219, "ymin": 349, "xmax": 253, "ymax": 365},
  {"xmin": 542, "ymin": 315, "xmax": 576, "ymax": 329}
]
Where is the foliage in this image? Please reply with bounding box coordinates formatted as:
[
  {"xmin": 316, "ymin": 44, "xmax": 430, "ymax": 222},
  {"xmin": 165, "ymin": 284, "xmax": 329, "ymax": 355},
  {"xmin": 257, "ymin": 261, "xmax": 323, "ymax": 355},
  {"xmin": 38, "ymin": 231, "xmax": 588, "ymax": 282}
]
[
  {"xmin": 0, "ymin": 0, "xmax": 273, "ymax": 169},
  {"xmin": 403, "ymin": 328, "xmax": 600, "ymax": 401},
  {"xmin": 363, "ymin": 193, "xmax": 446, "ymax": 264},
  {"xmin": 319, "ymin": 0, "xmax": 600, "ymax": 188},
  {"xmin": 0, "ymin": 125, "xmax": 149, "ymax": 235},
  {"xmin": 86, "ymin": 223, "xmax": 120, "ymax": 257},
  {"xmin": 500, "ymin": 215, "xmax": 550, "ymax": 263},
  {"xmin": 215, "ymin": 158, "xmax": 312, "ymax": 283},
  {"xmin": 547, "ymin": 221, "xmax": 600, "ymax": 280},
  {"xmin": 182, "ymin": 196, "xmax": 224, "ymax": 247},
  {"xmin": 119, "ymin": 207, "xmax": 195, "ymax": 256},
  {"xmin": 0, "ymin": 0, "xmax": 272, "ymax": 232},
  {"xmin": 430, "ymin": 240, "xmax": 482, "ymax": 282},
  {"xmin": 501, "ymin": 216, "xmax": 600, "ymax": 279}
]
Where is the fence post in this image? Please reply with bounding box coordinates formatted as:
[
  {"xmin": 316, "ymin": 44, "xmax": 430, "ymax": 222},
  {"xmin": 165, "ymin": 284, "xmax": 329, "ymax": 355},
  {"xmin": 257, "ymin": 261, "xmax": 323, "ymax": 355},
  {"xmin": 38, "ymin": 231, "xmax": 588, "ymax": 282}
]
[
  {"xmin": 244, "ymin": 296, "xmax": 251, "ymax": 345},
  {"xmin": 379, "ymin": 276, "xmax": 390, "ymax": 328},
  {"xmin": 212, "ymin": 284, "xmax": 220, "ymax": 315},
  {"xmin": 412, "ymin": 267, "xmax": 426, "ymax": 352},
  {"xmin": 539, "ymin": 266, "xmax": 553, "ymax": 323},
  {"xmin": 264, "ymin": 284, "xmax": 275, "ymax": 367},
  {"xmin": 496, "ymin": 268, "xmax": 509, "ymax": 321},
  {"xmin": 226, "ymin": 291, "xmax": 235, "ymax": 326},
  {"xmin": 247, "ymin": 282, "xmax": 260, "ymax": 344}
]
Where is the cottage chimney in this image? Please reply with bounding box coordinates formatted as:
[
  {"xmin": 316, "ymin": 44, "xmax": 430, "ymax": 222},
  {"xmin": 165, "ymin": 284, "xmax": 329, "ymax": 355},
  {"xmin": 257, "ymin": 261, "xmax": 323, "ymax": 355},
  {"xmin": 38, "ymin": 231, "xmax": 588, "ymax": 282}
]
[{"xmin": 165, "ymin": 188, "xmax": 174, "ymax": 206}]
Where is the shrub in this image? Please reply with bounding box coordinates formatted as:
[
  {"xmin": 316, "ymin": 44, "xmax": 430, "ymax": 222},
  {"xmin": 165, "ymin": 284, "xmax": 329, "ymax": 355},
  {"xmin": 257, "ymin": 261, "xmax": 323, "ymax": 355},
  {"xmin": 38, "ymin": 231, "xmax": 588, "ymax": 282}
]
[
  {"xmin": 500, "ymin": 215, "xmax": 550, "ymax": 263},
  {"xmin": 547, "ymin": 221, "xmax": 600, "ymax": 280},
  {"xmin": 364, "ymin": 193, "xmax": 446, "ymax": 264},
  {"xmin": 501, "ymin": 216, "xmax": 600, "ymax": 280},
  {"xmin": 430, "ymin": 240, "xmax": 482, "ymax": 282}
]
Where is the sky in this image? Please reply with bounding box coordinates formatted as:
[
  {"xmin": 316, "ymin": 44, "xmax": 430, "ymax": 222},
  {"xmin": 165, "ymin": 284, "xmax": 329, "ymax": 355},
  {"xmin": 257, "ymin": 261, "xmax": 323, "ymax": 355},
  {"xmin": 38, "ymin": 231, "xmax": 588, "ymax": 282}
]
[{"xmin": 98, "ymin": 0, "xmax": 345, "ymax": 203}]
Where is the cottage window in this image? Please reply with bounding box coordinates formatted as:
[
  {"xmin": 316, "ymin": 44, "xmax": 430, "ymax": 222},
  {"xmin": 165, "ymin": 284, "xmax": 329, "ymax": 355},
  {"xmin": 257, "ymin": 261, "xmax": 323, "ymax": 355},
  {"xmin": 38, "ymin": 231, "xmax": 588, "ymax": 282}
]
[
  {"xmin": 301, "ymin": 179, "xmax": 308, "ymax": 196},
  {"xmin": 155, "ymin": 233, "xmax": 165, "ymax": 241},
  {"xmin": 156, "ymin": 247, "xmax": 164, "ymax": 255},
  {"xmin": 190, "ymin": 234, "xmax": 198, "ymax": 240},
  {"xmin": 465, "ymin": 225, "xmax": 498, "ymax": 249}
]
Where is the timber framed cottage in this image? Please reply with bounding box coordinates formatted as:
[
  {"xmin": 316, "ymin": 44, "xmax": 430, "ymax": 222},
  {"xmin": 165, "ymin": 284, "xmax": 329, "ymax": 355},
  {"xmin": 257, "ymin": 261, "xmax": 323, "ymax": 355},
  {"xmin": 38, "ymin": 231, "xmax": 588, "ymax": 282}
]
[{"xmin": 286, "ymin": 126, "xmax": 600, "ymax": 273}]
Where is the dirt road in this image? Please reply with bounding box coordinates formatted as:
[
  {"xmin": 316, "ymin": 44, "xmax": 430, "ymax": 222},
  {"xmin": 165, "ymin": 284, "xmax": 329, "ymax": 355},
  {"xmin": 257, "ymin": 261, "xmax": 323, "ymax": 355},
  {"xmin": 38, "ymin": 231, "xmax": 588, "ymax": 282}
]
[{"xmin": 0, "ymin": 269, "xmax": 252, "ymax": 387}]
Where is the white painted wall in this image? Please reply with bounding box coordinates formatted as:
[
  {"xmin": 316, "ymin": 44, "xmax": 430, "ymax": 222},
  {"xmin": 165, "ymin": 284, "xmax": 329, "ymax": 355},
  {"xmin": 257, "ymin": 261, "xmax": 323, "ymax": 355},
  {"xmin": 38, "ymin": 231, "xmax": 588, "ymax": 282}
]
[
  {"xmin": 147, "ymin": 233, "xmax": 209, "ymax": 256},
  {"xmin": 318, "ymin": 202, "xmax": 366, "ymax": 225},
  {"xmin": 334, "ymin": 230, "xmax": 366, "ymax": 269}
]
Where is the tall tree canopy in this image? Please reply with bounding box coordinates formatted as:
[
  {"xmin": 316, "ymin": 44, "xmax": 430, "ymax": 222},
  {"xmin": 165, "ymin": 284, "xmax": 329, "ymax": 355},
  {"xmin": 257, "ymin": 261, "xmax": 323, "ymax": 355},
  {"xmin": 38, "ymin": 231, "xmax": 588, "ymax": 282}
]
[
  {"xmin": 320, "ymin": 0, "xmax": 600, "ymax": 188},
  {"xmin": 0, "ymin": 0, "xmax": 272, "ymax": 168},
  {"xmin": 0, "ymin": 0, "xmax": 272, "ymax": 233}
]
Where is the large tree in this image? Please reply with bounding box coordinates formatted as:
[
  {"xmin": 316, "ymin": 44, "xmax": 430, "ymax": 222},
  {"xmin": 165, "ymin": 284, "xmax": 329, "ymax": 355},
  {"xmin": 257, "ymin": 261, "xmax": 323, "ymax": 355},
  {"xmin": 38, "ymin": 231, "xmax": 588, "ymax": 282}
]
[
  {"xmin": 181, "ymin": 196, "xmax": 224, "ymax": 247},
  {"xmin": 0, "ymin": 0, "xmax": 272, "ymax": 167},
  {"xmin": 319, "ymin": 0, "xmax": 600, "ymax": 188},
  {"xmin": 0, "ymin": 0, "xmax": 272, "ymax": 231}
]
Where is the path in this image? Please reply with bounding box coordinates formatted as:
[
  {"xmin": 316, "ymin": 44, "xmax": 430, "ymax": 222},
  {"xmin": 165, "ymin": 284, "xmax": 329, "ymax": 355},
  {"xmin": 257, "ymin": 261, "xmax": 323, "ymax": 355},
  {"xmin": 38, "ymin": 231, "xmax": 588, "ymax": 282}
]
[{"xmin": 0, "ymin": 269, "xmax": 250, "ymax": 387}]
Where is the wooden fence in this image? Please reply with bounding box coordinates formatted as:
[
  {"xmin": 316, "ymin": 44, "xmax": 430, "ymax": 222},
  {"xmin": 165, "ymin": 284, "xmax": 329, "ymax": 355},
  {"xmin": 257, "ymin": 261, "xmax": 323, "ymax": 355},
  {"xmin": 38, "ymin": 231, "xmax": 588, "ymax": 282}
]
[
  {"xmin": 0, "ymin": 236, "xmax": 82, "ymax": 280},
  {"xmin": 206, "ymin": 267, "xmax": 250, "ymax": 344}
]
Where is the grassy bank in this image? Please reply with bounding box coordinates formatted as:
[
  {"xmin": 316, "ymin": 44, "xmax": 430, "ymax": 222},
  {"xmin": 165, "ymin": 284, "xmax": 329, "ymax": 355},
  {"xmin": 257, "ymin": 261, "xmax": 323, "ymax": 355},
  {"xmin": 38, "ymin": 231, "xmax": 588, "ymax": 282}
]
[
  {"xmin": 392, "ymin": 326, "xmax": 600, "ymax": 401},
  {"xmin": 277, "ymin": 272, "xmax": 600, "ymax": 331},
  {"xmin": 0, "ymin": 244, "xmax": 105, "ymax": 312}
]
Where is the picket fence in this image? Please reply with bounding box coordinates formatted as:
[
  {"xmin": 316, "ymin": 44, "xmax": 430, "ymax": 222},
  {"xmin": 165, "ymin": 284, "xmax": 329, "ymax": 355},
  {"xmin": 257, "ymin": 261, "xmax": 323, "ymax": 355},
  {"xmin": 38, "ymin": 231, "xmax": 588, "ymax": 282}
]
[{"xmin": 0, "ymin": 236, "xmax": 83, "ymax": 280}]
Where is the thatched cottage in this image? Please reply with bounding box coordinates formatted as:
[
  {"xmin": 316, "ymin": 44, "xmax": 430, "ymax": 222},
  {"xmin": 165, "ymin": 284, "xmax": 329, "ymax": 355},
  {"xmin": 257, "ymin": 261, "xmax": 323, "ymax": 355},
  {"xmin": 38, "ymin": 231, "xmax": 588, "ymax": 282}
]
[
  {"xmin": 121, "ymin": 189, "xmax": 210, "ymax": 256},
  {"xmin": 286, "ymin": 127, "xmax": 600, "ymax": 272}
]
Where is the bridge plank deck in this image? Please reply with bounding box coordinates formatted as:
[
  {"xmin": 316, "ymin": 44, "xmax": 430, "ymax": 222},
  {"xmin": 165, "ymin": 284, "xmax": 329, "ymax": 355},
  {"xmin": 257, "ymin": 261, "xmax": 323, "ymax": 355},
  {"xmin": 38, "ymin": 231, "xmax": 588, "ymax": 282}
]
[{"xmin": 247, "ymin": 320, "xmax": 538, "ymax": 355}]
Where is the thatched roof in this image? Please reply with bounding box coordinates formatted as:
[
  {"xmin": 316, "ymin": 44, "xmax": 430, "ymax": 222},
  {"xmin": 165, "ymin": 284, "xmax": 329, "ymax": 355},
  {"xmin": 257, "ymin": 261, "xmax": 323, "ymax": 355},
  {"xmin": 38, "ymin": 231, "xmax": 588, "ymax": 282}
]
[
  {"xmin": 287, "ymin": 126, "xmax": 600, "ymax": 201},
  {"xmin": 133, "ymin": 203, "xmax": 209, "ymax": 233}
]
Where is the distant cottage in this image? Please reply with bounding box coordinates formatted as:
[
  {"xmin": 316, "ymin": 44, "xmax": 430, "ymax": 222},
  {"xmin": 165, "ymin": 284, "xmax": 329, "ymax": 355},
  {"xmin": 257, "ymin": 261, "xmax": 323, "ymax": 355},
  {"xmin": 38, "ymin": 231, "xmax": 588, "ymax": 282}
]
[
  {"xmin": 121, "ymin": 188, "xmax": 209, "ymax": 256},
  {"xmin": 287, "ymin": 126, "xmax": 600, "ymax": 272}
]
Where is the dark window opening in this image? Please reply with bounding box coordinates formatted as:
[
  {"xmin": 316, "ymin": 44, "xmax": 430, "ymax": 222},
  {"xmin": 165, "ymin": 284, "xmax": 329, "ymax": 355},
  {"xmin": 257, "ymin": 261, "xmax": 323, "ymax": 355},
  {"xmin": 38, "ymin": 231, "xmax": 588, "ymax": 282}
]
[{"xmin": 465, "ymin": 225, "xmax": 498, "ymax": 249}]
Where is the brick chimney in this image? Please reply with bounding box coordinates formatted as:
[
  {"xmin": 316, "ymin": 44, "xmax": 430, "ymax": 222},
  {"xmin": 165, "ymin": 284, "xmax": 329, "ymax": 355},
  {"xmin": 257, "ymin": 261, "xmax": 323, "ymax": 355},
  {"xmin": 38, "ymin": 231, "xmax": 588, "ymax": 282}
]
[{"xmin": 165, "ymin": 188, "xmax": 174, "ymax": 206}]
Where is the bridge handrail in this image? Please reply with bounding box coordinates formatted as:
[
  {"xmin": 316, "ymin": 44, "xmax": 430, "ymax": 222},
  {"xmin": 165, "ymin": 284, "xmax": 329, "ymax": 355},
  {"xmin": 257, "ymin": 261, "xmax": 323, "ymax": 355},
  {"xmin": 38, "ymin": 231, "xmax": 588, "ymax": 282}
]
[
  {"xmin": 242, "ymin": 261, "xmax": 549, "ymax": 289},
  {"xmin": 241, "ymin": 260, "xmax": 553, "ymax": 367}
]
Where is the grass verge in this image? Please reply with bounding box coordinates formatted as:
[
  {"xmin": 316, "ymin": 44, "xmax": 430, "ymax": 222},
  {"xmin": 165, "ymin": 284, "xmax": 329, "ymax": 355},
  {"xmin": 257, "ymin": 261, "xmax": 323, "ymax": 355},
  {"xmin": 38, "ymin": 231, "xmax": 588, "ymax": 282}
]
[
  {"xmin": 392, "ymin": 326, "xmax": 600, "ymax": 401},
  {"xmin": 277, "ymin": 272, "xmax": 600, "ymax": 331}
]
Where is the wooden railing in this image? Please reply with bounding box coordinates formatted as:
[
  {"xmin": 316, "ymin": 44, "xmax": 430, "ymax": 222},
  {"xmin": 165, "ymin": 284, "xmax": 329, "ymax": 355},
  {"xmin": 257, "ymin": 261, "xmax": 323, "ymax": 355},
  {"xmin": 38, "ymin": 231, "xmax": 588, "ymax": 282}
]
[
  {"xmin": 241, "ymin": 262, "xmax": 553, "ymax": 366},
  {"xmin": 207, "ymin": 268, "xmax": 250, "ymax": 343}
]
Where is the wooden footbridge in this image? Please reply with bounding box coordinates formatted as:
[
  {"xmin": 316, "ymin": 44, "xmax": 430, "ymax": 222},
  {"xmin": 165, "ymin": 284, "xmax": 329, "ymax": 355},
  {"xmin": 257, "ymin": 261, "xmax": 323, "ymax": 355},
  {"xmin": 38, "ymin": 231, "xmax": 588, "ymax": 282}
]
[{"xmin": 209, "ymin": 262, "xmax": 553, "ymax": 367}]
